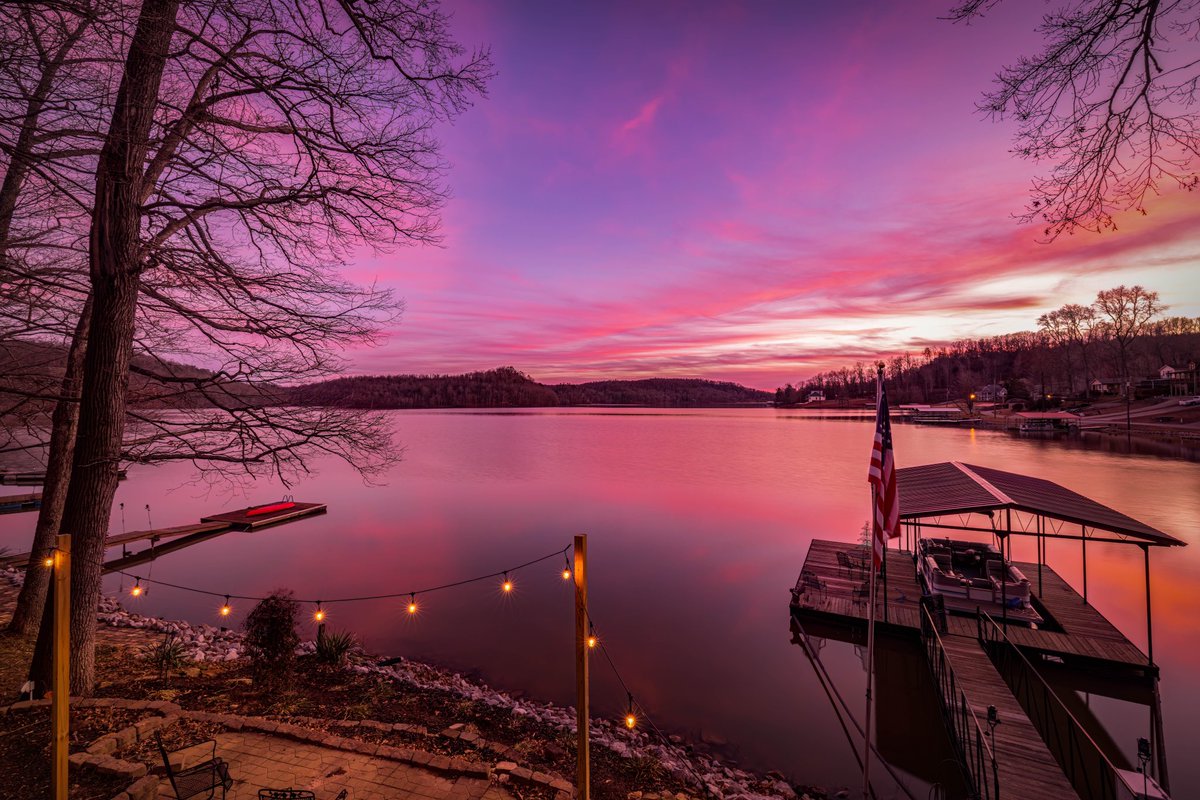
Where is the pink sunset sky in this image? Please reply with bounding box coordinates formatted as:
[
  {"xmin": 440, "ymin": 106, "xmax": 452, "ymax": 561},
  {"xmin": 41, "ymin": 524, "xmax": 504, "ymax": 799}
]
[{"xmin": 347, "ymin": 0, "xmax": 1200, "ymax": 390}]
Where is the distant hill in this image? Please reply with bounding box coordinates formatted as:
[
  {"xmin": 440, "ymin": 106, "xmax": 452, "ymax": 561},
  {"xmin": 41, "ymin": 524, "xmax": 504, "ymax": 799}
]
[
  {"xmin": 2, "ymin": 344, "xmax": 770, "ymax": 411},
  {"xmin": 550, "ymin": 376, "xmax": 770, "ymax": 407},
  {"xmin": 290, "ymin": 367, "xmax": 771, "ymax": 408}
]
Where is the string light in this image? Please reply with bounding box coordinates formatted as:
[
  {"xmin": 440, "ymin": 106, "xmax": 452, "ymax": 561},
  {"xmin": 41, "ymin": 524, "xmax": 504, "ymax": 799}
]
[
  {"xmin": 625, "ymin": 693, "xmax": 637, "ymax": 729},
  {"xmin": 43, "ymin": 555, "xmax": 54, "ymax": 568},
  {"xmin": 407, "ymin": 594, "xmax": 418, "ymax": 614},
  {"xmin": 130, "ymin": 578, "xmax": 142, "ymax": 597},
  {"xmin": 587, "ymin": 622, "xmax": 597, "ymax": 649},
  {"xmin": 314, "ymin": 602, "xmax": 325, "ymax": 622},
  {"xmin": 107, "ymin": 543, "xmax": 568, "ymax": 608},
  {"xmin": 219, "ymin": 596, "xmax": 232, "ymax": 617},
  {"xmin": 562, "ymin": 554, "xmax": 572, "ymax": 580}
]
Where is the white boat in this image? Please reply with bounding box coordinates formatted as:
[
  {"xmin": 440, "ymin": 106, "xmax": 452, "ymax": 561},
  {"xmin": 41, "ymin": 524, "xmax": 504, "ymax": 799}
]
[{"xmin": 918, "ymin": 537, "xmax": 1043, "ymax": 626}]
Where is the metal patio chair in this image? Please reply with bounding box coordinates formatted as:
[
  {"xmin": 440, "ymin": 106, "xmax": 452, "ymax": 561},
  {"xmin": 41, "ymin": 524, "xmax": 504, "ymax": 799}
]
[{"xmin": 155, "ymin": 731, "xmax": 233, "ymax": 800}]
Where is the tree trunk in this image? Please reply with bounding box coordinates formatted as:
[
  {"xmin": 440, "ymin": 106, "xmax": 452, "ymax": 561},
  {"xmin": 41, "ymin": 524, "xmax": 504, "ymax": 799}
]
[
  {"xmin": 30, "ymin": 0, "xmax": 179, "ymax": 697},
  {"xmin": 7, "ymin": 296, "xmax": 93, "ymax": 636}
]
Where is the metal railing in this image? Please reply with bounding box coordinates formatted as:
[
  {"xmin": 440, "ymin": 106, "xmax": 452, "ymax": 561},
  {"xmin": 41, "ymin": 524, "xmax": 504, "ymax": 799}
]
[
  {"xmin": 976, "ymin": 612, "xmax": 1140, "ymax": 800},
  {"xmin": 920, "ymin": 604, "xmax": 1001, "ymax": 800}
]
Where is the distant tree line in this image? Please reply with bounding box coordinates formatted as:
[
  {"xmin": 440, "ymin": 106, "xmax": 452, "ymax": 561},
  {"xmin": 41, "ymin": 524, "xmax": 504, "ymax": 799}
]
[
  {"xmin": 291, "ymin": 367, "xmax": 772, "ymax": 408},
  {"xmin": 778, "ymin": 286, "xmax": 1199, "ymax": 406}
]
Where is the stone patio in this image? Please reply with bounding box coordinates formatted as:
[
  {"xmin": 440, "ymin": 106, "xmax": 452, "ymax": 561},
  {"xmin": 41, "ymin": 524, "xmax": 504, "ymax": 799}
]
[{"xmin": 159, "ymin": 731, "xmax": 512, "ymax": 800}]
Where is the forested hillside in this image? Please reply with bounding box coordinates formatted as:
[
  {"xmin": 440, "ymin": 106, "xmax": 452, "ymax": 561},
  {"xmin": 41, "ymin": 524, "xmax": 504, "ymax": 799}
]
[{"xmin": 291, "ymin": 367, "xmax": 771, "ymax": 408}]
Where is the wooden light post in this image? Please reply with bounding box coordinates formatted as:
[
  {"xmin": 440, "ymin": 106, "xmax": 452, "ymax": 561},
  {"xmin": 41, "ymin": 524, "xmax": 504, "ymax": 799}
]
[
  {"xmin": 574, "ymin": 534, "xmax": 590, "ymax": 800},
  {"xmin": 52, "ymin": 533, "xmax": 71, "ymax": 800}
]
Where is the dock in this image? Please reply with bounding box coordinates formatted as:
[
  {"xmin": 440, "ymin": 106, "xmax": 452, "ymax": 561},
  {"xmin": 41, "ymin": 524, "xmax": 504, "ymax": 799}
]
[
  {"xmin": 0, "ymin": 491, "xmax": 42, "ymax": 515},
  {"xmin": 0, "ymin": 468, "xmax": 125, "ymax": 486},
  {"xmin": 104, "ymin": 501, "xmax": 327, "ymax": 572},
  {"xmin": 0, "ymin": 500, "xmax": 327, "ymax": 572},
  {"xmin": 792, "ymin": 540, "xmax": 1154, "ymax": 799}
]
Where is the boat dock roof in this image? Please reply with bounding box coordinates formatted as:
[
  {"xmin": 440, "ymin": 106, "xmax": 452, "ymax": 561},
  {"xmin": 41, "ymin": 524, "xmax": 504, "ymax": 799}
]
[{"xmin": 897, "ymin": 461, "xmax": 1184, "ymax": 546}]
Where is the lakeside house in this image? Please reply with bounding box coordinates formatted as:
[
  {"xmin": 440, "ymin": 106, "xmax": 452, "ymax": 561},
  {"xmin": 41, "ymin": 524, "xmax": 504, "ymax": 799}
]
[
  {"xmin": 1158, "ymin": 363, "xmax": 1199, "ymax": 396},
  {"xmin": 1089, "ymin": 377, "xmax": 1125, "ymax": 395},
  {"xmin": 806, "ymin": 390, "xmax": 825, "ymax": 403},
  {"xmin": 977, "ymin": 383, "xmax": 1007, "ymax": 403}
]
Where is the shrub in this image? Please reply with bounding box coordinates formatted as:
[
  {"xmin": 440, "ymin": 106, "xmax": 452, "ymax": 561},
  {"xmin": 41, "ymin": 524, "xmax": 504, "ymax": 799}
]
[
  {"xmin": 244, "ymin": 590, "xmax": 300, "ymax": 690},
  {"xmin": 148, "ymin": 633, "xmax": 188, "ymax": 680},
  {"xmin": 315, "ymin": 628, "xmax": 357, "ymax": 668}
]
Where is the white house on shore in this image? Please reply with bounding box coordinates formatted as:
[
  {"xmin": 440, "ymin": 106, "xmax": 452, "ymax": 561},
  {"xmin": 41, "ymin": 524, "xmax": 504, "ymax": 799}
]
[{"xmin": 977, "ymin": 383, "xmax": 1007, "ymax": 403}]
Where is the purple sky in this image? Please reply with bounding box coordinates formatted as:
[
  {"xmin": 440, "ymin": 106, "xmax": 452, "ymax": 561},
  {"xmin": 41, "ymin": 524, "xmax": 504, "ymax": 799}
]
[{"xmin": 347, "ymin": 0, "xmax": 1200, "ymax": 390}]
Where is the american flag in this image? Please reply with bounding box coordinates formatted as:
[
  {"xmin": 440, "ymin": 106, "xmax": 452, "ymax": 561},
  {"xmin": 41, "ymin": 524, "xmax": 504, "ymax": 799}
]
[{"xmin": 867, "ymin": 373, "xmax": 899, "ymax": 569}]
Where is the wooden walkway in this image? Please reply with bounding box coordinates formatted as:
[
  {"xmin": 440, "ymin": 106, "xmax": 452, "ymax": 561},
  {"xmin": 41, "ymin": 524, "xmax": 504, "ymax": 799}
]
[
  {"xmin": 792, "ymin": 538, "xmax": 1158, "ymax": 800},
  {"xmin": 939, "ymin": 630, "xmax": 1079, "ymax": 798}
]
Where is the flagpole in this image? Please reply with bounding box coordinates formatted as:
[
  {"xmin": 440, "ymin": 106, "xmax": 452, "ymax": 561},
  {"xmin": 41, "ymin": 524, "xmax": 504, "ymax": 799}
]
[{"xmin": 862, "ymin": 488, "xmax": 877, "ymax": 800}]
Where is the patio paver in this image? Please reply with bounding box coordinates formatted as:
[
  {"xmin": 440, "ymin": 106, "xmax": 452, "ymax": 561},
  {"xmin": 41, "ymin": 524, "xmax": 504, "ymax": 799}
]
[{"xmin": 157, "ymin": 731, "xmax": 514, "ymax": 800}]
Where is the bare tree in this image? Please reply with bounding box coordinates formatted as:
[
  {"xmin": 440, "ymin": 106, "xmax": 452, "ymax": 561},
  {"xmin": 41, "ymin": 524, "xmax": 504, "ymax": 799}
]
[
  {"xmin": 0, "ymin": 1, "xmax": 122, "ymax": 635},
  {"xmin": 952, "ymin": 0, "xmax": 1200, "ymax": 237},
  {"xmin": 21, "ymin": 0, "xmax": 490, "ymax": 695},
  {"xmin": 1037, "ymin": 307, "xmax": 1077, "ymax": 394},
  {"xmin": 1094, "ymin": 284, "xmax": 1165, "ymax": 429}
]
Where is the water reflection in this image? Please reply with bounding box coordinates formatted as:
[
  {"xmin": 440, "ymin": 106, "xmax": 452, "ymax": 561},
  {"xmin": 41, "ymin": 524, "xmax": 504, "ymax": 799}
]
[{"xmin": 0, "ymin": 408, "xmax": 1195, "ymax": 794}]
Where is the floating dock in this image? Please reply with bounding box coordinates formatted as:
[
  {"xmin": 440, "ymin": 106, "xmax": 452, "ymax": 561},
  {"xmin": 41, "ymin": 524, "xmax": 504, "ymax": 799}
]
[
  {"xmin": 0, "ymin": 501, "xmax": 327, "ymax": 572},
  {"xmin": 0, "ymin": 468, "xmax": 125, "ymax": 486},
  {"xmin": 0, "ymin": 491, "xmax": 42, "ymax": 515}
]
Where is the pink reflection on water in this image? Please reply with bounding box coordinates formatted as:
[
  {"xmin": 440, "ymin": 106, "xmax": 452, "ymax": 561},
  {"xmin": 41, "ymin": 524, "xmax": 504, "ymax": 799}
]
[{"xmin": 1, "ymin": 409, "xmax": 1197, "ymax": 793}]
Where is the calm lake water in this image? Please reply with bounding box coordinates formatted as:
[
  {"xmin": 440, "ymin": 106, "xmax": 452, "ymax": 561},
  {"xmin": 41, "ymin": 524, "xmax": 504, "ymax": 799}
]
[{"xmin": 3, "ymin": 409, "xmax": 1198, "ymax": 797}]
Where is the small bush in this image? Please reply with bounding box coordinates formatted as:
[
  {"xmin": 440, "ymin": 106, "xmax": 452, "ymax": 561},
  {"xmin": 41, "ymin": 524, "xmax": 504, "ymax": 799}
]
[
  {"xmin": 244, "ymin": 590, "xmax": 300, "ymax": 690},
  {"xmin": 148, "ymin": 633, "xmax": 188, "ymax": 679},
  {"xmin": 315, "ymin": 628, "xmax": 357, "ymax": 668}
]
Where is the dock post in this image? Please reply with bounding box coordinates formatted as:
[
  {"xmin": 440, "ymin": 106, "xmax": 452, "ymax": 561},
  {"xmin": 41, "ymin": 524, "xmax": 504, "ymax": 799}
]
[
  {"xmin": 1152, "ymin": 677, "xmax": 1170, "ymax": 792},
  {"xmin": 1036, "ymin": 516, "xmax": 1043, "ymax": 596},
  {"xmin": 574, "ymin": 534, "xmax": 590, "ymax": 800},
  {"xmin": 1142, "ymin": 544, "xmax": 1153, "ymax": 667},
  {"xmin": 51, "ymin": 534, "xmax": 71, "ymax": 800},
  {"xmin": 1081, "ymin": 527, "xmax": 1088, "ymax": 604}
]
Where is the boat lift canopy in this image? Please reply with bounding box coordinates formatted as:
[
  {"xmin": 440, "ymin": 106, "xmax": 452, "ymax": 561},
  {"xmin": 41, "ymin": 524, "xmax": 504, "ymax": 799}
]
[
  {"xmin": 897, "ymin": 461, "xmax": 1184, "ymax": 547},
  {"xmin": 895, "ymin": 461, "xmax": 1184, "ymax": 667}
]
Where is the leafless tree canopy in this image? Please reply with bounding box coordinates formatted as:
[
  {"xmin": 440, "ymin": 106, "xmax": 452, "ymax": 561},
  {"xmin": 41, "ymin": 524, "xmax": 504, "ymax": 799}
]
[
  {"xmin": 952, "ymin": 0, "xmax": 1200, "ymax": 237},
  {"xmin": 2, "ymin": 0, "xmax": 493, "ymax": 484}
]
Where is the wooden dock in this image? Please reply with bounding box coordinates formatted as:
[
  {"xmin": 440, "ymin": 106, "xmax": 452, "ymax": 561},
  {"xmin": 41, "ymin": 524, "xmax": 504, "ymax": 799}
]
[
  {"xmin": 0, "ymin": 500, "xmax": 327, "ymax": 572},
  {"xmin": 0, "ymin": 491, "xmax": 42, "ymax": 515},
  {"xmin": 0, "ymin": 469, "xmax": 125, "ymax": 485},
  {"xmin": 792, "ymin": 538, "xmax": 1157, "ymax": 800},
  {"xmin": 792, "ymin": 540, "xmax": 1151, "ymax": 675}
]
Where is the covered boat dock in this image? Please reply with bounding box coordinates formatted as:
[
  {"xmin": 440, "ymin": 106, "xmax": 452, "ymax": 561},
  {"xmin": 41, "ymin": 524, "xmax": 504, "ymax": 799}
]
[{"xmin": 790, "ymin": 461, "xmax": 1185, "ymax": 799}]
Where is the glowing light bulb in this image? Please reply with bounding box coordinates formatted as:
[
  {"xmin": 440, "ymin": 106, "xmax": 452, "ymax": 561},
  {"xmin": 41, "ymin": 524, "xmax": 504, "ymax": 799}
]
[
  {"xmin": 220, "ymin": 597, "xmax": 231, "ymax": 617},
  {"xmin": 625, "ymin": 713, "xmax": 637, "ymax": 729},
  {"xmin": 502, "ymin": 573, "xmax": 513, "ymax": 593},
  {"xmin": 43, "ymin": 556, "xmax": 54, "ymax": 568},
  {"xmin": 408, "ymin": 594, "xmax": 418, "ymax": 614},
  {"xmin": 131, "ymin": 580, "xmax": 143, "ymax": 597},
  {"xmin": 562, "ymin": 568, "xmax": 572, "ymax": 580},
  {"xmin": 314, "ymin": 604, "xmax": 325, "ymax": 622},
  {"xmin": 587, "ymin": 635, "xmax": 597, "ymax": 649}
]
